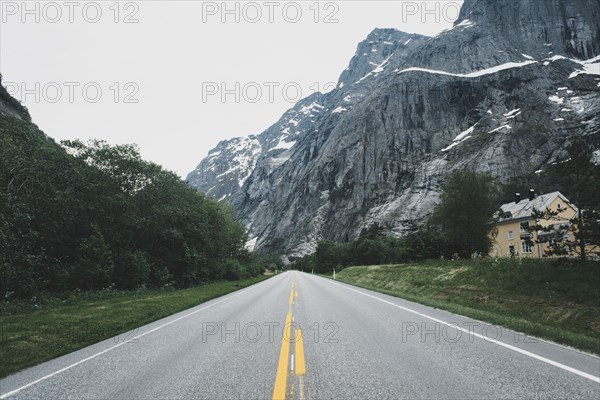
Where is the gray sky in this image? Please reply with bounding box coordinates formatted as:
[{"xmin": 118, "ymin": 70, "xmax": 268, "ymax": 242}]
[{"xmin": 1, "ymin": 1, "xmax": 462, "ymax": 177}]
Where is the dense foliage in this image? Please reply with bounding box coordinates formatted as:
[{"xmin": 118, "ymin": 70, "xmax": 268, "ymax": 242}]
[{"xmin": 1, "ymin": 116, "xmax": 263, "ymax": 297}]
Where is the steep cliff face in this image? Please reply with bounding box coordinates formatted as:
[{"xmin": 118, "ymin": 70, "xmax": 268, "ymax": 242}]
[
  {"xmin": 457, "ymin": 0, "xmax": 600, "ymax": 60},
  {"xmin": 187, "ymin": 29, "xmax": 428, "ymax": 205},
  {"xmin": 188, "ymin": 0, "xmax": 600, "ymax": 259},
  {"xmin": 401, "ymin": 0, "xmax": 600, "ymax": 74}
]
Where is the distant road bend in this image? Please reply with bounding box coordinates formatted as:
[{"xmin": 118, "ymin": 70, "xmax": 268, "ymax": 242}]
[{"xmin": 1, "ymin": 272, "xmax": 599, "ymax": 399}]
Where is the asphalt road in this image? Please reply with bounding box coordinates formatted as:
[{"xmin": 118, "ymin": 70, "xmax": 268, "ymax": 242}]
[{"xmin": 1, "ymin": 271, "xmax": 599, "ymax": 399}]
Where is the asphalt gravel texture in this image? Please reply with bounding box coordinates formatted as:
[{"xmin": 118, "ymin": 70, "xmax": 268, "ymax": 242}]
[{"xmin": 1, "ymin": 271, "xmax": 599, "ymax": 399}]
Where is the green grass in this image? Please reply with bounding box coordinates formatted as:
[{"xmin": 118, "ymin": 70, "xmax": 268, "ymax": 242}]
[
  {"xmin": 333, "ymin": 258, "xmax": 600, "ymax": 354},
  {"xmin": 0, "ymin": 276, "xmax": 269, "ymax": 378}
]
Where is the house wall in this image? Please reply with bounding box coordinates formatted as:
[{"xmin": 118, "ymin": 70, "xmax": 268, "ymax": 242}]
[
  {"xmin": 490, "ymin": 196, "xmax": 577, "ymax": 258},
  {"xmin": 491, "ymin": 218, "xmax": 538, "ymax": 258}
]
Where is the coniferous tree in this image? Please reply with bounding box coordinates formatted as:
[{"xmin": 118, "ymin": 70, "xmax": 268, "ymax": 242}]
[
  {"xmin": 528, "ymin": 139, "xmax": 600, "ymax": 261},
  {"xmin": 429, "ymin": 170, "xmax": 500, "ymax": 258}
]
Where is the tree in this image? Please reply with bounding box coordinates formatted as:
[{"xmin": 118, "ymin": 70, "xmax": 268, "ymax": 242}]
[
  {"xmin": 558, "ymin": 139, "xmax": 600, "ymax": 261},
  {"xmin": 315, "ymin": 241, "xmax": 339, "ymax": 273},
  {"xmin": 429, "ymin": 170, "xmax": 500, "ymax": 258},
  {"xmin": 528, "ymin": 139, "xmax": 600, "ymax": 261}
]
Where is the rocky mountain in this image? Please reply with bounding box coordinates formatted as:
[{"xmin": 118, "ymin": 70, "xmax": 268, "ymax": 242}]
[
  {"xmin": 0, "ymin": 75, "xmax": 31, "ymax": 122},
  {"xmin": 186, "ymin": 29, "xmax": 428, "ymax": 203},
  {"xmin": 406, "ymin": 0, "xmax": 600, "ymax": 73},
  {"xmin": 187, "ymin": 0, "xmax": 600, "ymax": 260}
]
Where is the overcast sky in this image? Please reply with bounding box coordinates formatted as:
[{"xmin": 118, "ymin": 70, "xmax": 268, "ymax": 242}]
[{"xmin": 1, "ymin": 0, "xmax": 463, "ymax": 178}]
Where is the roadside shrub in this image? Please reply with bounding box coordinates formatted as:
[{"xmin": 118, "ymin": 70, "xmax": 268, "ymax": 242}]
[{"xmin": 221, "ymin": 259, "xmax": 245, "ymax": 281}]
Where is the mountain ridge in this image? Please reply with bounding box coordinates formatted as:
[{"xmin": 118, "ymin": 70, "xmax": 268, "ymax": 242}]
[{"xmin": 187, "ymin": 0, "xmax": 600, "ymax": 260}]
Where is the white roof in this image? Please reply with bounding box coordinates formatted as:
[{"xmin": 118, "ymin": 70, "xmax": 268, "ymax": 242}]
[{"xmin": 499, "ymin": 191, "xmax": 575, "ymax": 221}]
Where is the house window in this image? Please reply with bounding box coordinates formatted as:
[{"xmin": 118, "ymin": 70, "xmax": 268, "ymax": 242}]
[
  {"xmin": 508, "ymin": 230, "xmax": 514, "ymax": 240},
  {"xmin": 557, "ymin": 203, "xmax": 562, "ymax": 211},
  {"xmin": 520, "ymin": 221, "xmax": 530, "ymax": 234},
  {"xmin": 509, "ymin": 245, "xmax": 516, "ymax": 257},
  {"xmin": 521, "ymin": 241, "xmax": 533, "ymax": 253}
]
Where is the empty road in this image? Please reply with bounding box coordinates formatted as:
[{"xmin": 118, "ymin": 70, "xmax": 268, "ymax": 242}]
[{"xmin": 1, "ymin": 271, "xmax": 599, "ymax": 399}]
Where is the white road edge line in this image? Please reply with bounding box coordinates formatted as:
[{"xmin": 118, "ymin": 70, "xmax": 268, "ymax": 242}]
[
  {"xmin": 322, "ymin": 277, "xmax": 600, "ymax": 384},
  {"xmin": 0, "ymin": 276, "xmax": 278, "ymax": 399}
]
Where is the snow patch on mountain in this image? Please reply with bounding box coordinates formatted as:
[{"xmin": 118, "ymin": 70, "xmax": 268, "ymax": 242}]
[
  {"xmin": 396, "ymin": 60, "xmax": 538, "ymax": 78},
  {"xmin": 442, "ymin": 125, "xmax": 475, "ymax": 152}
]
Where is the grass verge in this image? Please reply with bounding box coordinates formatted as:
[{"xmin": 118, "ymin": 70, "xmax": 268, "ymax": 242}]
[
  {"xmin": 333, "ymin": 259, "xmax": 600, "ymax": 354},
  {"xmin": 0, "ymin": 276, "xmax": 269, "ymax": 378}
]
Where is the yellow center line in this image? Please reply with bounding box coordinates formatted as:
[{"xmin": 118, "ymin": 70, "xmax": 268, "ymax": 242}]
[
  {"xmin": 272, "ymin": 311, "xmax": 292, "ymax": 400},
  {"xmin": 273, "ymin": 275, "xmax": 307, "ymax": 400},
  {"xmin": 295, "ymin": 327, "xmax": 306, "ymax": 376}
]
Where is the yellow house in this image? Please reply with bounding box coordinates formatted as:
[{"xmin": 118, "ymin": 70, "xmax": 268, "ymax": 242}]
[{"xmin": 490, "ymin": 191, "xmax": 578, "ymax": 258}]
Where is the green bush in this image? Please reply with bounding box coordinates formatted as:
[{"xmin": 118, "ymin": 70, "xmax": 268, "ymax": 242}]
[{"xmin": 221, "ymin": 259, "xmax": 245, "ymax": 281}]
